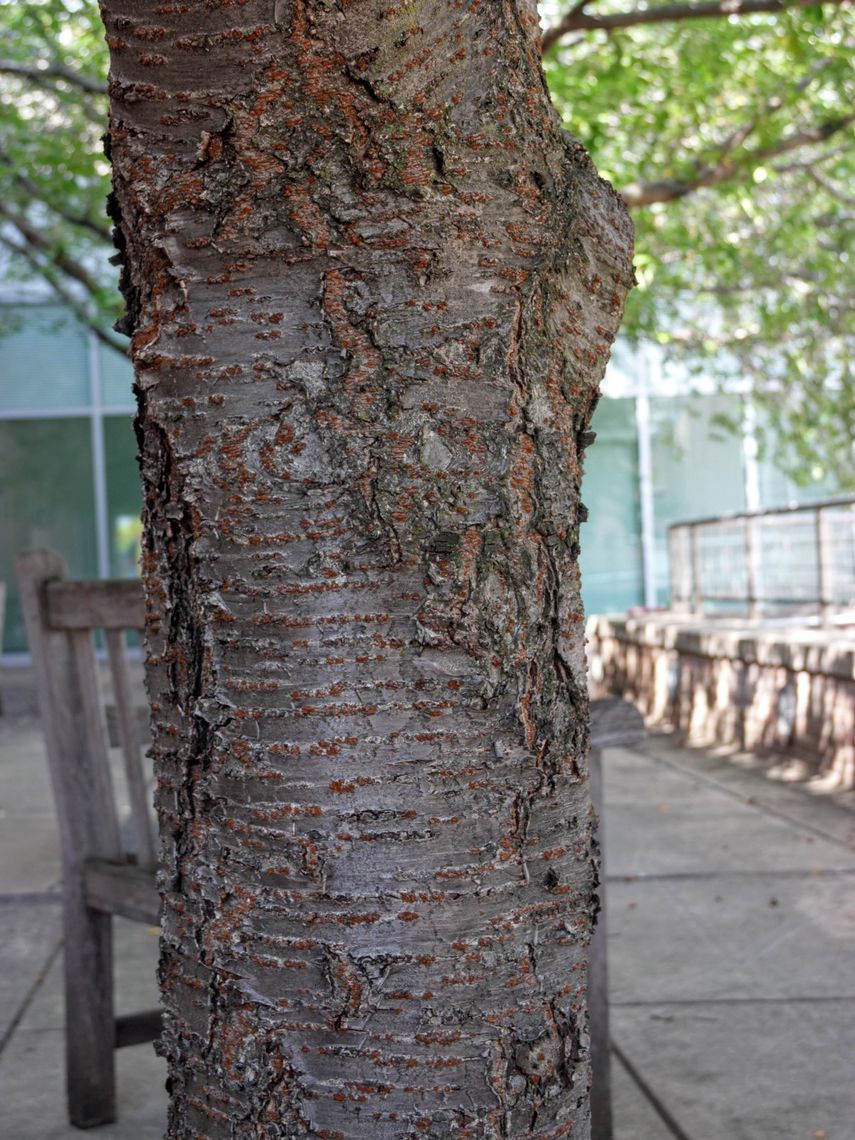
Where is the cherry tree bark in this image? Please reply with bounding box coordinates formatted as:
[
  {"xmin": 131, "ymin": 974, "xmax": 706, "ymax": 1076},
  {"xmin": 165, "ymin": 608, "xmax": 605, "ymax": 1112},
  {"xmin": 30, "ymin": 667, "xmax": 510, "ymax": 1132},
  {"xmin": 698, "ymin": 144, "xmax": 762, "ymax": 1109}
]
[{"xmin": 100, "ymin": 1, "xmax": 633, "ymax": 1136}]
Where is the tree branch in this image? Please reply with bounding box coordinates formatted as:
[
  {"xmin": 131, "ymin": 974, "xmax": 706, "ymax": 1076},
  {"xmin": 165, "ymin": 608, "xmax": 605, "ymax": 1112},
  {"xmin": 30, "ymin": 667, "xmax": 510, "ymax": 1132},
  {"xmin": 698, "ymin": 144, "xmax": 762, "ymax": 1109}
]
[
  {"xmin": 0, "ymin": 154, "xmax": 112, "ymax": 242},
  {"xmin": 0, "ymin": 201, "xmax": 104, "ymax": 296},
  {"xmin": 620, "ymin": 111, "xmax": 855, "ymax": 206},
  {"xmin": 775, "ymin": 143, "xmax": 849, "ymax": 172},
  {"xmin": 542, "ymin": 0, "xmax": 847, "ymax": 51},
  {"xmin": 0, "ymin": 58, "xmax": 106, "ymax": 96},
  {"xmin": 0, "ymin": 60, "xmax": 108, "ymax": 126},
  {"xmin": 805, "ymin": 167, "xmax": 855, "ymax": 206},
  {"xmin": 0, "ymin": 234, "xmax": 126, "ymax": 355}
]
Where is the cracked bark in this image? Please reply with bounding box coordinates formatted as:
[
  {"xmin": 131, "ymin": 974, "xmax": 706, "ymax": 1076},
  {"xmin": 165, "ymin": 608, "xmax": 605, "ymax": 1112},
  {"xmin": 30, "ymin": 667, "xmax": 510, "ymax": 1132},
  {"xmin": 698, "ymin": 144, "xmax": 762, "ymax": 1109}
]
[{"xmin": 100, "ymin": 1, "xmax": 633, "ymax": 1136}]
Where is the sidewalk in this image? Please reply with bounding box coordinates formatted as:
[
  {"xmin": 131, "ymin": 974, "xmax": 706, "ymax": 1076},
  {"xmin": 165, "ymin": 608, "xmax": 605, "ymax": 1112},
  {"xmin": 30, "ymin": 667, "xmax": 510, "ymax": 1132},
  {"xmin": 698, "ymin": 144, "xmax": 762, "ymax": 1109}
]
[
  {"xmin": 1, "ymin": 713, "xmax": 854, "ymax": 1138},
  {"xmin": 0, "ymin": 716, "xmax": 165, "ymax": 1140},
  {"xmin": 605, "ymin": 734, "xmax": 855, "ymax": 1140}
]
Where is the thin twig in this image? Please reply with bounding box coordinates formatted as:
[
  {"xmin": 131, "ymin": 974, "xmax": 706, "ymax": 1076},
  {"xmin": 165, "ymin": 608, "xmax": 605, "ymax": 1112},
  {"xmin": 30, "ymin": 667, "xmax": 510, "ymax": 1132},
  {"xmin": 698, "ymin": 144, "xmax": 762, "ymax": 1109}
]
[
  {"xmin": 621, "ymin": 111, "xmax": 855, "ymax": 206},
  {"xmin": 805, "ymin": 167, "xmax": 855, "ymax": 207},
  {"xmin": 0, "ymin": 235, "xmax": 127, "ymax": 355},
  {"xmin": 0, "ymin": 159, "xmax": 112, "ymax": 242},
  {"xmin": 542, "ymin": 0, "xmax": 848, "ymax": 52},
  {"xmin": 0, "ymin": 202, "xmax": 104, "ymax": 296},
  {"xmin": 0, "ymin": 57, "xmax": 106, "ymax": 96}
]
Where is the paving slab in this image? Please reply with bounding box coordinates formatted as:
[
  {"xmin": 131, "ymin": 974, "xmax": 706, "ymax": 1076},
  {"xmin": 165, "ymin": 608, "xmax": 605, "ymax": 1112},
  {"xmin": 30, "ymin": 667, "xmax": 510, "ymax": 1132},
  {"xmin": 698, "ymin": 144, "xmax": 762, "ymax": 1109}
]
[
  {"xmin": 0, "ymin": 719, "xmax": 62, "ymax": 893},
  {"xmin": 2, "ymin": 714, "xmax": 853, "ymax": 1137},
  {"xmin": 602, "ymin": 744, "xmax": 711, "ymax": 806},
  {"xmin": 0, "ymin": 816, "xmax": 61, "ymax": 893},
  {"xmin": 19, "ymin": 917, "xmax": 159, "ymax": 1032},
  {"xmin": 0, "ymin": 717, "xmax": 153, "ymax": 884},
  {"xmin": 638, "ymin": 734, "xmax": 855, "ymax": 851},
  {"xmin": 607, "ymin": 871, "xmax": 855, "ymax": 1004},
  {"xmin": 611, "ymin": 1050, "xmax": 674, "ymax": 1140},
  {"xmin": 0, "ymin": 902, "xmax": 61, "ymax": 1041},
  {"xmin": 0, "ymin": 719, "xmax": 55, "ymax": 821},
  {"xmin": 0, "ymin": 1028, "xmax": 166, "ymax": 1140},
  {"xmin": 604, "ymin": 795, "xmax": 855, "ymax": 877},
  {"xmin": 0, "ymin": 666, "xmax": 40, "ymax": 720},
  {"xmin": 0, "ymin": 715, "xmax": 152, "ymax": 834},
  {"xmin": 612, "ymin": 999, "xmax": 855, "ymax": 1140}
]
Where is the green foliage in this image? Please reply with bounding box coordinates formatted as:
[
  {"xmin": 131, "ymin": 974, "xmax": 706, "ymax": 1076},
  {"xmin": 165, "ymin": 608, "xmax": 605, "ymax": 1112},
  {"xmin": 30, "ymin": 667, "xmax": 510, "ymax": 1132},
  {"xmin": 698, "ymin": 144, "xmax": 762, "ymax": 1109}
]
[
  {"xmin": 0, "ymin": 0, "xmax": 119, "ymax": 333},
  {"xmin": 0, "ymin": 0, "xmax": 853, "ymax": 480},
  {"xmin": 545, "ymin": 0, "xmax": 854, "ymax": 486}
]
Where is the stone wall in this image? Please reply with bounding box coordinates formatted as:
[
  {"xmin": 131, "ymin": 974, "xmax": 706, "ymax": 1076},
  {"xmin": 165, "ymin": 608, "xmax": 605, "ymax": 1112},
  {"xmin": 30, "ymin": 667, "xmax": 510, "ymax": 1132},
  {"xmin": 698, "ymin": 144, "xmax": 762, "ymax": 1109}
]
[{"xmin": 587, "ymin": 613, "xmax": 855, "ymax": 788}]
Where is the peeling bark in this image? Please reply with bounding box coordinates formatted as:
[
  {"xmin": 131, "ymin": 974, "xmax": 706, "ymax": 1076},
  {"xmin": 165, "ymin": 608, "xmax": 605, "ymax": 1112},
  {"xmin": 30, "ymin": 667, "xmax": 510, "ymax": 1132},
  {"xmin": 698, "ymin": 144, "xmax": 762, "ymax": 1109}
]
[{"xmin": 100, "ymin": 1, "xmax": 633, "ymax": 1136}]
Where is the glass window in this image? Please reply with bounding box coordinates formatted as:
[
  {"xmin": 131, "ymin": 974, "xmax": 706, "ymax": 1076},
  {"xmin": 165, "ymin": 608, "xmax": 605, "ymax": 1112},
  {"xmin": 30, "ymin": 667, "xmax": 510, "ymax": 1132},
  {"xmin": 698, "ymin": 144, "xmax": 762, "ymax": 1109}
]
[
  {"xmin": 98, "ymin": 341, "xmax": 135, "ymax": 408},
  {"xmin": 649, "ymin": 394, "xmax": 747, "ymax": 604},
  {"xmin": 0, "ymin": 418, "xmax": 97, "ymax": 652},
  {"xmin": 580, "ymin": 397, "xmax": 644, "ymax": 615},
  {"xmin": 0, "ymin": 305, "xmax": 90, "ymax": 412},
  {"xmin": 103, "ymin": 415, "xmax": 142, "ymax": 578}
]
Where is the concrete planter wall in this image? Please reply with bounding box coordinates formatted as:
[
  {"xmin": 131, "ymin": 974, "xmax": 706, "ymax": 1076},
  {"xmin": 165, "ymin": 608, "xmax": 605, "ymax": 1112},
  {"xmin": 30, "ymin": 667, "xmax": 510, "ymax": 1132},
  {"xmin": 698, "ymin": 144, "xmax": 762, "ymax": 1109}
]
[{"xmin": 587, "ymin": 613, "xmax": 855, "ymax": 789}]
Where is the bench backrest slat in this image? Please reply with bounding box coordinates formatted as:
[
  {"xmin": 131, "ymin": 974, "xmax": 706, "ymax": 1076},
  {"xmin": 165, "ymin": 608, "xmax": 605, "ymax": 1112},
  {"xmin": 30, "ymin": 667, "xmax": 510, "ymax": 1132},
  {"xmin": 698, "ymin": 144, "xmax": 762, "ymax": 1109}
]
[
  {"xmin": 105, "ymin": 628, "xmax": 156, "ymax": 870},
  {"xmin": 17, "ymin": 550, "xmax": 150, "ymax": 871},
  {"xmin": 45, "ymin": 580, "xmax": 145, "ymax": 631},
  {"xmin": 68, "ymin": 627, "xmax": 123, "ymax": 861}
]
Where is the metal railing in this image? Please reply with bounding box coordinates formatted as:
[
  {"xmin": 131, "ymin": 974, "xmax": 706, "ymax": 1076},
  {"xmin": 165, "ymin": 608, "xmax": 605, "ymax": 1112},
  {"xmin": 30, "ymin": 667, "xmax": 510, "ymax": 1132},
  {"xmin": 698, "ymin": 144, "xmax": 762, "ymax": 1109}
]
[{"xmin": 668, "ymin": 496, "xmax": 855, "ymax": 625}]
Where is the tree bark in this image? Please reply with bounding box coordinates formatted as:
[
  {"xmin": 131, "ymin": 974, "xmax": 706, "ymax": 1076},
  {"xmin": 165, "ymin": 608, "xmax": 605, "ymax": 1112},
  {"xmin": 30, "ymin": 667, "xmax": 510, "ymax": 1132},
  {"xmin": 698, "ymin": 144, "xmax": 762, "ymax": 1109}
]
[{"xmin": 100, "ymin": 2, "xmax": 633, "ymax": 1136}]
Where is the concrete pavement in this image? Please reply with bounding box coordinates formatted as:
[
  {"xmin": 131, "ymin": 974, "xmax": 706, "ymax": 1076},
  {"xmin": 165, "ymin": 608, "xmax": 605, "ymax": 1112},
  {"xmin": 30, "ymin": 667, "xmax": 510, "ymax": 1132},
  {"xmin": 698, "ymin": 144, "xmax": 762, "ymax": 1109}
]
[
  {"xmin": 604, "ymin": 734, "xmax": 855, "ymax": 1140},
  {"xmin": 1, "ymin": 704, "xmax": 854, "ymax": 1139},
  {"xmin": 0, "ymin": 711, "xmax": 165, "ymax": 1140}
]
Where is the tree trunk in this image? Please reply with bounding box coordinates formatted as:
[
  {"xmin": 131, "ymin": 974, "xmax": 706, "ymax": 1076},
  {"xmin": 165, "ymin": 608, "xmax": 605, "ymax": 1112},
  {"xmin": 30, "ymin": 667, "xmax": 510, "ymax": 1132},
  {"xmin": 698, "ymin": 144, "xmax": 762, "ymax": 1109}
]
[{"xmin": 101, "ymin": 2, "xmax": 633, "ymax": 1135}]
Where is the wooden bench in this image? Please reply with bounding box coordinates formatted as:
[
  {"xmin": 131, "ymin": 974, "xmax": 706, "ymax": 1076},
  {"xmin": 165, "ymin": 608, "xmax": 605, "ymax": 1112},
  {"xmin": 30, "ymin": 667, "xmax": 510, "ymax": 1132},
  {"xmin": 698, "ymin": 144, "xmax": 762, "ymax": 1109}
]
[
  {"xmin": 17, "ymin": 550, "xmax": 159, "ymax": 1129},
  {"xmin": 17, "ymin": 548, "xmax": 643, "ymax": 1134}
]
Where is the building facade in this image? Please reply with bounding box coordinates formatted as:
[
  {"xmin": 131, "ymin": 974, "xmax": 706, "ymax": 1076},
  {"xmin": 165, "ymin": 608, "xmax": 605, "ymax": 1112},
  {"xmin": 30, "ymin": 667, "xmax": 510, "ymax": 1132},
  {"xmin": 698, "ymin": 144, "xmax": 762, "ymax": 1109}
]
[{"xmin": 0, "ymin": 304, "xmax": 833, "ymax": 652}]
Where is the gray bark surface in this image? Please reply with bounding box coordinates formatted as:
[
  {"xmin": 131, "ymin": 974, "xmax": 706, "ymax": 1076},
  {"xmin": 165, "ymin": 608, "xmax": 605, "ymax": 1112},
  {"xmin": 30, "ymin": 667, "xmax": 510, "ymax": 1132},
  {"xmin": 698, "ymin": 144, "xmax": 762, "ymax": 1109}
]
[{"xmin": 101, "ymin": 2, "xmax": 633, "ymax": 1135}]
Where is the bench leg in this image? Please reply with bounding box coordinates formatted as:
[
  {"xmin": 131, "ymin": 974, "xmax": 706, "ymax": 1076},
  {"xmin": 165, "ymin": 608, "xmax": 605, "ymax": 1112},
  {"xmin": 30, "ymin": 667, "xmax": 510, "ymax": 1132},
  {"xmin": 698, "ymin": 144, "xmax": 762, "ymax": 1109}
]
[{"xmin": 64, "ymin": 887, "xmax": 116, "ymax": 1128}]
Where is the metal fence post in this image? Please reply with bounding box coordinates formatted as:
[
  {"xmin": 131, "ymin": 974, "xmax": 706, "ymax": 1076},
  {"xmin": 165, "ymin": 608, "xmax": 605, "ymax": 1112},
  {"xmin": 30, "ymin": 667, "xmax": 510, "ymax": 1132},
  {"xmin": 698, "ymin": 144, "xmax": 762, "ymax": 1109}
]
[
  {"xmin": 666, "ymin": 496, "xmax": 855, "ymax": 623},
  {"xmin": 690, "ymin": 524, "xmax": 702, "ymax": 615},
  {"xmin": 816, "ymin": 507, "xmax": 830, "ymax": 627},
  {"xmin": 669, "ymin": 526, "xmax": 687, "ymax": 611},
  {"xmin": 745, "ymin": 514, "xmax": 760, "ymax": 620}
]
